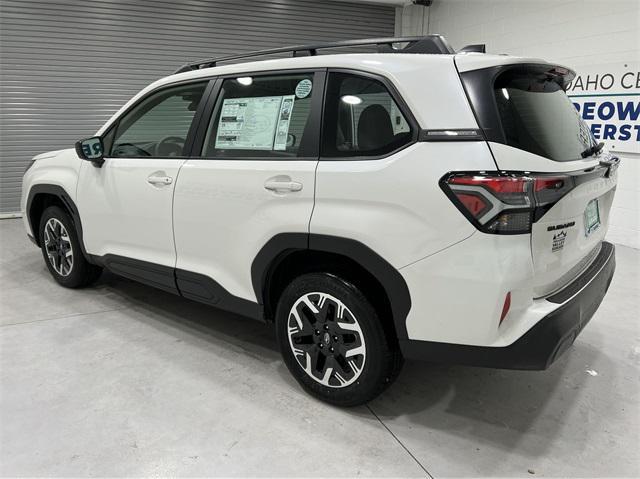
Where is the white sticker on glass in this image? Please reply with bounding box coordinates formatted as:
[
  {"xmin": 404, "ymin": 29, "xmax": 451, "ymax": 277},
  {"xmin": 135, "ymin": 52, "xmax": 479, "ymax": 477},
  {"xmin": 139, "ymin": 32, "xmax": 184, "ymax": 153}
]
[
  {"xmin": 214, "ymin": 95, "xmax": 295, "ymax": 151},
  {"xmin": 295, "ymin": 79, "xmax": 312, "ymax": 99},
  {"xmin": 273, "ymin": 95, "xmax": 295, "ymax": 151},
  {"xmin": 215, "ymin": 96, "xmax": 283, "ymax": 150}
]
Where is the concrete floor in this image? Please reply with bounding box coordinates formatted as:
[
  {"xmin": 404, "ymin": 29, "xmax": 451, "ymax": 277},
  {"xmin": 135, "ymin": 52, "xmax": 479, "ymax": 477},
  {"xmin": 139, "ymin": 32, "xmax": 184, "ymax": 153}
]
[{"xmin": 0, "ymin": 218, "xmax": 638, "ymax": 478}]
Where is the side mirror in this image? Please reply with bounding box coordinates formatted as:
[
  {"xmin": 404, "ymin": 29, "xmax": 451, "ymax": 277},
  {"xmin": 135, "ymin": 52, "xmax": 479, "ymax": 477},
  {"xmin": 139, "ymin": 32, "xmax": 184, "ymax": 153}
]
[{"xmin": 75, "ymin": 136, "xmax": 105, "ymax": 167}]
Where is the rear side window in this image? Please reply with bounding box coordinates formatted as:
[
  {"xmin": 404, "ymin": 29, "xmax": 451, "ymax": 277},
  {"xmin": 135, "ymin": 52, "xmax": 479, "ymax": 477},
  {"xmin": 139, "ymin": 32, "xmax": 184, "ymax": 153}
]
[
  {"xmin": 110, "ymin": 82, "xmax": 207, "ymax": 158},
  {"xmin": 493, "ymin": 68, "xmax": 593, "ymax": 162},
  {"xmin": 202, "ymin": 73, "xmax": 316, "ymax": 158},
  {"xmin": 322, "ymin": 72, "xmax": 413, "ymax": 157}
]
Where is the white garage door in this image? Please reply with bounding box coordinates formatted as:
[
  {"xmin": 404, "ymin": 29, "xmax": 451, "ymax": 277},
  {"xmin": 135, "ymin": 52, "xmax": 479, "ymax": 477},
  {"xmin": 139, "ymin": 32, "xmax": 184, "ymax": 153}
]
[{"xmin": 0, "ymin": 0, "xmax": 395, "ymax": 214}]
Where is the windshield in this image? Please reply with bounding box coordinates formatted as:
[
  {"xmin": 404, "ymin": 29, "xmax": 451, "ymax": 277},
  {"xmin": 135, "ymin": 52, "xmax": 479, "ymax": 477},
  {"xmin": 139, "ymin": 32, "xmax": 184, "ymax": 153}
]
[{"xmin": 493, "ymin": 68, "xmax": 594, "ymax": 162}]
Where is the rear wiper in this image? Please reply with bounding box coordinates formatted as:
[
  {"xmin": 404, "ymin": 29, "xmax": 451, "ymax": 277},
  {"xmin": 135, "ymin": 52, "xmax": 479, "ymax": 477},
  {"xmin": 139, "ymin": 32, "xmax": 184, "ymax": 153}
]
[{"xmin": 581, "ymin": 141, "xmax": 605, "ymax": 158}]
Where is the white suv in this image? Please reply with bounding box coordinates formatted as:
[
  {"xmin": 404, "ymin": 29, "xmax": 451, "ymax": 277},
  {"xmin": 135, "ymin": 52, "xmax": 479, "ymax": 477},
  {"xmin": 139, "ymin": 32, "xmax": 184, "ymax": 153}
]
[{"xmin": 22, "ymin": 36, "xmax": 618, "ymax": 406}]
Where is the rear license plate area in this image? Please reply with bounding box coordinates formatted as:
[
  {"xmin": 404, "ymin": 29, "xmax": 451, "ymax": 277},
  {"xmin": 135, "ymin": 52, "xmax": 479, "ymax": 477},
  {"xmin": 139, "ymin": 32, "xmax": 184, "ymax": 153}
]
[{"xmin": 584, "ymin": 199, "xmax": 601, "ymax": 236}]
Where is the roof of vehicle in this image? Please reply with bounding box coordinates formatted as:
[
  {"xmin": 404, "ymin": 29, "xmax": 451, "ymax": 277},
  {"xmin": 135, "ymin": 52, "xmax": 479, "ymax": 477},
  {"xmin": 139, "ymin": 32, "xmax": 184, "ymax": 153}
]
[
  {"xmin": 165, "ymin": 35, "xmax": 557, "ymax": 78},
  {"xmin": 174, "ymin": 35, "xmax": 459, "ymax": 72},
  {"xmin": 156, "ymin": 51, "xmax": 552, "ymax": 89}
]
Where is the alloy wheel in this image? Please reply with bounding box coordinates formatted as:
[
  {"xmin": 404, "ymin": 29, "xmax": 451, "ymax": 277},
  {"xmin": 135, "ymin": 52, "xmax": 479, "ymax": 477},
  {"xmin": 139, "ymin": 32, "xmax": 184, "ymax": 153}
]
[
  {"xmin": 287, "ymin": 292, "xmax": 366, "ymax": 388},
  {"xmin": 43, "ymin": 218, "xmax": 74, "ymax": 277}
]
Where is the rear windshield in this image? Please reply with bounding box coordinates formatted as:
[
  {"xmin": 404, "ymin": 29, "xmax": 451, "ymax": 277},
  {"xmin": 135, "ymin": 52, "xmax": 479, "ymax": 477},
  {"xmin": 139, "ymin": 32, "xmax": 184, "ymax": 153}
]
[{"xmin": 493, "ymin": 68, "xmax": 594, "ymax": 162}]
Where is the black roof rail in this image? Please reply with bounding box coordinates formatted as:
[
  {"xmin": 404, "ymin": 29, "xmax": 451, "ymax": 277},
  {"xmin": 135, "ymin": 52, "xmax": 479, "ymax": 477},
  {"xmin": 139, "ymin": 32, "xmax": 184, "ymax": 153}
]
[{"xmin": 175, "ymin": 35, "xmax": 456, "ymax": 74}]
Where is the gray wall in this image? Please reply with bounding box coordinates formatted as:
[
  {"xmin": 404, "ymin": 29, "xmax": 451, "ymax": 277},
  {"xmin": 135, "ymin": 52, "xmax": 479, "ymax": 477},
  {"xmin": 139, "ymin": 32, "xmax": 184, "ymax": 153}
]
[{"xmin": 0, "ymin": 0, "xmax": 395, "ymax": 214}]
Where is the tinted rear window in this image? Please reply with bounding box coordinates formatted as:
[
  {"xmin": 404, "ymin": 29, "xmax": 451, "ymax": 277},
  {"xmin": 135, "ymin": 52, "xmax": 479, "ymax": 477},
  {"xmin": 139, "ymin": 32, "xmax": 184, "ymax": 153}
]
[
  {"xmin": 493, "ymin": 68, "xmax": 593, "ymax": 162},
  {"xmin": 322, "ymin": 72, "xmax": 413, "ymax": 157}
]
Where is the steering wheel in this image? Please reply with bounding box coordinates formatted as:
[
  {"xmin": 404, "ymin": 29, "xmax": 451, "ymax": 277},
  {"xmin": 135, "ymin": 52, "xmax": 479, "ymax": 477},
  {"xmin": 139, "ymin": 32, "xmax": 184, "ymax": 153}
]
[{"xmin": 155, "ymin": 136, "xmax": 185, "ymax": 157}]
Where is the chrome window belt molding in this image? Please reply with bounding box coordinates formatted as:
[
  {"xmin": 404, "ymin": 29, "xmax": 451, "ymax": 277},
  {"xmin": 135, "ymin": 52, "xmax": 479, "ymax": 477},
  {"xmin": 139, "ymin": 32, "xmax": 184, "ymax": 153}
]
[{"xmin": 418, "ymin": 129, "xmax": 484, "ymax": 141}]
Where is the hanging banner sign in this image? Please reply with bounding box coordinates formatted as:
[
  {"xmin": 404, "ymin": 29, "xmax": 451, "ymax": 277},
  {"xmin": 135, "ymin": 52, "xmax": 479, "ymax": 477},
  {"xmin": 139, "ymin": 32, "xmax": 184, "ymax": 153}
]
[{"xmin": 566, "ymin": 61, "xmax": 639, "ymax": 154}]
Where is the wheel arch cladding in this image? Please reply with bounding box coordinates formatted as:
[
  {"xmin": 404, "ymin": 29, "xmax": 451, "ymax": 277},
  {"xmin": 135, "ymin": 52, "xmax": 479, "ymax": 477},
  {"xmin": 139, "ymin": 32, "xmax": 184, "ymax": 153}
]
[
  {"xmin": 251, "ymin": 233, "xmax": 412, "ymax": 341},
  {"xmin": 27, "ymin": 185, "xmax": 86, "ymax": 255}
]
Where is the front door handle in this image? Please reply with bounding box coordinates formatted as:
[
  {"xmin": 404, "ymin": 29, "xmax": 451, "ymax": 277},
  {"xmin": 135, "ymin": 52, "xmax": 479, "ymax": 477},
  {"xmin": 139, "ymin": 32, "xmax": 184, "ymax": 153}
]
[
  {"xmin": 147, "ymin": 175, "xmax": 173, "ymax": 186},
  {"xmin": 264, "ymin": 176, "xmax": 303, "ymax": 193}
]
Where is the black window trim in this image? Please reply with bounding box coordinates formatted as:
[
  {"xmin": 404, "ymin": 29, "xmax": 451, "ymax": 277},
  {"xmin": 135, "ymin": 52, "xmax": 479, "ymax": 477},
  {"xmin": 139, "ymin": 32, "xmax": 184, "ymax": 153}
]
[
  {"xmin": 101, "ymin": 78, "xmax": 216, "ymax": 160},
  {"xmin": 319, "ymin": 68, "xmax": 420, "ymax": 162},
  {"xmin": 189, "ymin": 67, "xmax": 327, "ymax": 161},
  {"xmin": 97, "ymin": 66, "xmax": 424, "ymax": 163}
]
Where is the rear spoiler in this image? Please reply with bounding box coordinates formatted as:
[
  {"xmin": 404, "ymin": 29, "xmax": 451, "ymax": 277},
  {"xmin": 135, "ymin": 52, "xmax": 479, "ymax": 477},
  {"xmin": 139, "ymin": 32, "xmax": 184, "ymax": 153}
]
[{"xmin": 458, "ymin": 44, "xmax": 486, "ymax": 54}]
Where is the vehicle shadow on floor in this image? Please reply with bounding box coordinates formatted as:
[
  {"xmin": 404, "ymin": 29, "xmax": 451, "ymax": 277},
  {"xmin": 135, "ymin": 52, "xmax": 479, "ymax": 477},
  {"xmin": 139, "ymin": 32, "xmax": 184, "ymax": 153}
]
[
  {"xmin": 92, "ymin": 269, "xmax": 606, "ymax": 458},
  {"xmin": 92, "ymin": 270, "xmax": 282, "ymax": 360},
  {"xmin": 368, "ymin": 341, "xmax": 608, "ymax": 458}
]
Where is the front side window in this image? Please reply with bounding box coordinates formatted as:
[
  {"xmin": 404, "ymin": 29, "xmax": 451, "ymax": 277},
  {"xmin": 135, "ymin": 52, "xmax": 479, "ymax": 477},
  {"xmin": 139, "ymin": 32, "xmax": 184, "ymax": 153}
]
[
  {"xmin": 322, "ymin": 72, "xmax": 413, "ymax": 157},
  {"xmin": 202, "ymin": 73, "xmax": 316, "ymax": 158},
  {"xmin": 110, "ymin": 82, "xmax": 207, "ymax": 158}
]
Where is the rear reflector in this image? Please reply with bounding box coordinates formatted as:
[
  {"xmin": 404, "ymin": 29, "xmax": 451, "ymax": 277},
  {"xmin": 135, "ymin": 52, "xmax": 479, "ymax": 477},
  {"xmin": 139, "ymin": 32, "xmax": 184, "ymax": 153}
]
[
  {"xmin": 441, "ymin": 172, "xmax": 576, "ymax": 234},
  {"xmin": 500, "ymin": 292, "xmax": 511, "ymax": 324}
]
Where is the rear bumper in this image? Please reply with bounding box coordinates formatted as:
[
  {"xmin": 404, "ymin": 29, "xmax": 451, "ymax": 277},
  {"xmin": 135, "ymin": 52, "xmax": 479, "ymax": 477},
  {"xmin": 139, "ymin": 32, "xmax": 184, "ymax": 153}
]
[{"xmin": 400, "ymin": 242, "xmax": 615, "ymax": 370}]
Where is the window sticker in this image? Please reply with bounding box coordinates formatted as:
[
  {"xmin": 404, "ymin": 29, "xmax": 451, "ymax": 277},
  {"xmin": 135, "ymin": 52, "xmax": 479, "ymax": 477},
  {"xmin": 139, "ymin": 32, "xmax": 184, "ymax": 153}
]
[
  {"xmin": 215, "ymin": 96, "xmax": 284, "ymax": 150},
  {"xmin": 273, "ymin": 95, "xmax": 295, "ymax": 150},
  {"xmin": 295, "ymin": 79, "xmax": 312, "ymax": 99},
  {"xmin": 390, "ymin": 102, "xmax": 411, "ymax": 134}
]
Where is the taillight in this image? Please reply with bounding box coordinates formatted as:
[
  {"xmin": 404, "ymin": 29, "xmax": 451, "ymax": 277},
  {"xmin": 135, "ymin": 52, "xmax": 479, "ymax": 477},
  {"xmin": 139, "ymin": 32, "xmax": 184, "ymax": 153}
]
[
  {"xmin": 456, "ymin": 192, "xmax": 491, "ymax": 217},
  {"xmin": 441, "ymin": 172, "xmax": 575, "ymax": 234}
]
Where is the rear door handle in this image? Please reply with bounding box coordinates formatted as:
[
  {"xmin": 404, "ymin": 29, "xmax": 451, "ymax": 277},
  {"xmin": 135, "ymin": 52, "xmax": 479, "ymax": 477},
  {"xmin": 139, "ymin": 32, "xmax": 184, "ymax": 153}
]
[
  {"xmin": 147, "ymin": 175, "xmax": 173, "ymax": 186},
  {"xmin": 264, "ymin": 176, "xmax": 303, "ymax": 193}
]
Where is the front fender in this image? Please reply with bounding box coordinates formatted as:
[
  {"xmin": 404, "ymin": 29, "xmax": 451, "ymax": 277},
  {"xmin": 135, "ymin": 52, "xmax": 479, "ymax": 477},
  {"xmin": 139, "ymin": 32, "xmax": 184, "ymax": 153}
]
[{"xmin": 21, "ymin": 148, "xmax": 83, "ymax": 235}]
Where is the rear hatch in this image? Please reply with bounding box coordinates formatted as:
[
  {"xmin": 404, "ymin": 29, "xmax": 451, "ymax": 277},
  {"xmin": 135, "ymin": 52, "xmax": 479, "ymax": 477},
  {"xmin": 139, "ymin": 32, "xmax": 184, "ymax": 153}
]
[{"xmin": 456, "ymin": 56, "xmax": 619, "ymax": 297}]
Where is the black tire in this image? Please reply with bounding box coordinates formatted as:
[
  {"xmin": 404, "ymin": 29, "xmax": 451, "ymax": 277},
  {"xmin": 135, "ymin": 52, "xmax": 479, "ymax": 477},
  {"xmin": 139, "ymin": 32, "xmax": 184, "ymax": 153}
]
[
  {"xmin": 38, "ymin": 206, "xmax": 102, "ymax": 288},
  {"xmin": 275, "ymin": 272, "xmax": 403, "ymax": 407}
]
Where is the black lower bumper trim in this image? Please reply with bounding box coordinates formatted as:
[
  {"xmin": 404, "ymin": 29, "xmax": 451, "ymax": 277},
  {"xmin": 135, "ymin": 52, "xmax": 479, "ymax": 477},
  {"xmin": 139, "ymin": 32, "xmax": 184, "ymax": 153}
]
[{"xmin": 400, "ymin": 241, "xmax": 616, "ymax": 370}]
